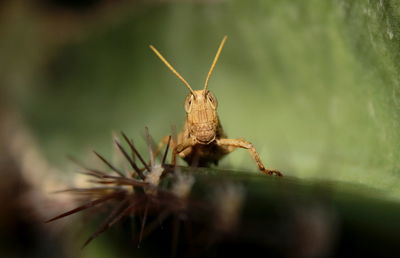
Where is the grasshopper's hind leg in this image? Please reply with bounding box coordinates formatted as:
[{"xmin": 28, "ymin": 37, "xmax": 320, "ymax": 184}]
[{"xmin": 216, "ymin": 138, "xmax": 282, "ymax": 176}]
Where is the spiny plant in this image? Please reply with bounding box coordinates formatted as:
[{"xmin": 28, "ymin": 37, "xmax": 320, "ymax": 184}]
[{"xmin": 45, "ymin": 129, "xmax": 244, "ymax": 252}]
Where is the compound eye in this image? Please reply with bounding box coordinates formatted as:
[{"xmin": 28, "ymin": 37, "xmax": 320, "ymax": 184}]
[
  {"xmin": 207, "ymin": 91, "xmax": 218, "ymax": 109},
  {"xmin": 184, "ymin": 94, "xmax": 193, "ymax": 113}
]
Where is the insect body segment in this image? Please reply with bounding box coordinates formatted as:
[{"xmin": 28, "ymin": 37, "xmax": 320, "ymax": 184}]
[{"xmin": 150, "ymin": 36, "xmax": 282, "ymax": 176}]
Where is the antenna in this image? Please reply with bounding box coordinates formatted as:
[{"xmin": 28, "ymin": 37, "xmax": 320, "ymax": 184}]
[
  {"xmin": 149, "ymin": 45, "xmax": 196, "ymax": 95},
  {"xmin": 204, "ymin": 35, "xmax": 227, "ymax": 91}
]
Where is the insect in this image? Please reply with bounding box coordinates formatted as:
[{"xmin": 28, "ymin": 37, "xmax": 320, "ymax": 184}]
[{"xmin": 149, "ymin": 36, "xmax": 282, "ymax": 176}]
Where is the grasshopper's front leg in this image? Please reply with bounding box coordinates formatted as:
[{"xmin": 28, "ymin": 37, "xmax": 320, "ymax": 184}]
[
  {"xmin": 172, "ymin": 138, "xmax": 196, "ymax": 166},
  {"xmin": 216, "ymin": 138, "xmax": 282, "ymax": 176}
]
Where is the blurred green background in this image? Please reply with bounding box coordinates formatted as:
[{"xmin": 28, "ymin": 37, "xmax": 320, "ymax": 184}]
[
  {"xmin": 1, "ymin": 0, "xmax": 400, "ymax": 256},
  {"xmin": 3, "ymin": 0, "xmax": 400, "ymax": 197}
]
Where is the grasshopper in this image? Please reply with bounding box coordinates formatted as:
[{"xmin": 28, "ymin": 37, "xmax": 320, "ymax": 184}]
[{"xmin": 149, "ymin": 36, "xmax": 282, "ymax": 176}]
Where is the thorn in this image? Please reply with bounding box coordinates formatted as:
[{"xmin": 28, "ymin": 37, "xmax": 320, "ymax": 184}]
[
  {"xmin": 46, "ymin": 191, "xmax": 123, "ymax": 223},
  {"xmin": 144, "ymin": 127, "xmax": 155, "ymax": 167},
  {"xmin": 93, "ymin": 151, "xmax": 126, "ymax": 178},
  {"xmin": 121, "ymin": 132, "xmax": 151, "ymax": 172},
  {"xmin": 139, "ymin": 201, "xmax": 150, "ymax": 244},
  {"xmin": 114, "ymin": 138, "xmax": 145, "ymax": 180},
  {"xmin": 162, "ymin": 136, "xmax": 172, "ymax": 167},
  {"xmin": 81, "ymin": 198, "xmax": 130, "ymax": 248}
]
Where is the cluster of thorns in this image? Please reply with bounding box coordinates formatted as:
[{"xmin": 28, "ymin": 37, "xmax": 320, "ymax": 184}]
[{"xmin": 46, "ymin": 129, "xmax": 205, "ymax": 248}]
